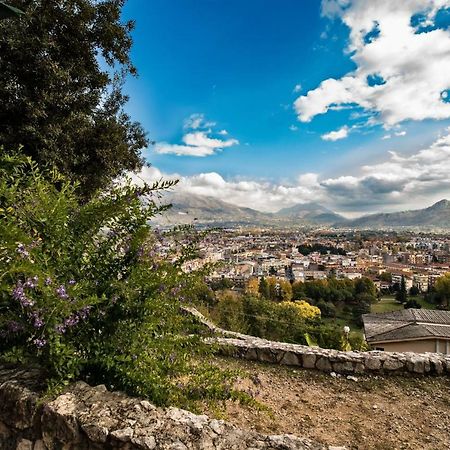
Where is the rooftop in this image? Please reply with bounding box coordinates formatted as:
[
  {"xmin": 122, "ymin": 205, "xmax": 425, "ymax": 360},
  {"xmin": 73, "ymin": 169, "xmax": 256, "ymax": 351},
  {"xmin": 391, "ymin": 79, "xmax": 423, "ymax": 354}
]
[{"xmin": 363, "ymin": 309, "xmax": 450, "ymax": 343}]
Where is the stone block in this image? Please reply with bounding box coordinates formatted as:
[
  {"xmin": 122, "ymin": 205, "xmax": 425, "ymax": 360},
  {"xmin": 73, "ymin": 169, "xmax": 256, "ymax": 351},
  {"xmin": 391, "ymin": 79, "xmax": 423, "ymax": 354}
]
[
  {"xmin": 16, "ymin": 439, "xmax": 33, "ymax": 450},
  {"xmin": 302, "ymin": 353, "xmax": 316, "ymax": 369},
  {"xmin": 364, "ymin": 357, "xmax": 382, "ymax": 371},
  {"xmin": 383, "ymin": 358, "xmax": 404, "ymax": 371},
  {"xmin": 315, "ymin": 357, "xmax": 332, "ymax": 372},
  {"xmin": 279, "ymin": 351, "xmax": 300, "ymax": 366}
]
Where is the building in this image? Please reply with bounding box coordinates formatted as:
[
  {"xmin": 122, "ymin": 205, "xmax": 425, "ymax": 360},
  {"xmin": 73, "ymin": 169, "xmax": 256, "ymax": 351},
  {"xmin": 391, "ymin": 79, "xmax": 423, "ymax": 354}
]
[{"xmin": 362, "ymin": 309, "xmax": 450, "ymax": 354}]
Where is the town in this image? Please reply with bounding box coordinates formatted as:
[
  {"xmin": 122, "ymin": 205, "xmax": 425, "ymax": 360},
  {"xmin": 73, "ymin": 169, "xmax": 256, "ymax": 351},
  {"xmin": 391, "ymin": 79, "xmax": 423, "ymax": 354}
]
[{"xmin": 181, "ymin": 228, "xmax": 450, "ymax": 295}]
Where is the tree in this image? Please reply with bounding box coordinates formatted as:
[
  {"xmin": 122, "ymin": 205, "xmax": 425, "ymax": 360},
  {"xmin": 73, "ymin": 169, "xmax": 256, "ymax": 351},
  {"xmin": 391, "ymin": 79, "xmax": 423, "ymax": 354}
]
[
  {"xmin": 434, "ymin": 273, "xmax": 450, "ymax": 308},
  {"xmin": 409, "ymin": 285, "xmax": 420, "ymax": 296},
  {"xmin": 396, "ymin": 276, "xmax": 408, "ymax": 304},
  {"xmin": 0, "ymin": 0, "xmax": 147, "ymax": 197},
  {"xmin": 258, "ymin": 277, "xmax": 270, "ymax": 300}
]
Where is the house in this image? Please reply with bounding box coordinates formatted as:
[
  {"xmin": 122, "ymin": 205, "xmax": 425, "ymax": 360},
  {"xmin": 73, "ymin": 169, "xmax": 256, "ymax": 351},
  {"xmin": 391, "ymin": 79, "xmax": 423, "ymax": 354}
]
[{"xmin": 362, "ymin": 309, "xmax": 450, "ymax": 354}]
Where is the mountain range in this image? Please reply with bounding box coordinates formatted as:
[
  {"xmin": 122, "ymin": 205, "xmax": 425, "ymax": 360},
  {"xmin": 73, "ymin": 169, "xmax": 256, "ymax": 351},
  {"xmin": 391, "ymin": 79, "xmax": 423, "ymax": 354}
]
[{"xmin": 153, "ymin": 193, "xmax": 450, "ymax": 229}]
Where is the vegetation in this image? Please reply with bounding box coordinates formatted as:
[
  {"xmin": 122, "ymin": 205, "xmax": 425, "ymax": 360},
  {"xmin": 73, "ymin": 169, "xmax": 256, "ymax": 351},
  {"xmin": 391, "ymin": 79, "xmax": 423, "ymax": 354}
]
[
  {"xmin": 202, "ymin": 276, "xmax": 370, "ymax": 351},
  {"xmin": 0, "ymin": 153, "xmax": 243, "ymax": 409},
  {"xmin": 297, "ymin": 243, "xmax": 346, "ymax": 256},
  {"xmin": 0, "ymin": 0, "xmax": 147, "ymax": 198}
]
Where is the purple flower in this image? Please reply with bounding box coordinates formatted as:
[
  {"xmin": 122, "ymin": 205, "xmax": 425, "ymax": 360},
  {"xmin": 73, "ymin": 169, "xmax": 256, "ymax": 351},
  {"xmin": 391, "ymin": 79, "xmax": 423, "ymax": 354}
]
[
  {"xmin": 24, "ymin": 277, "xmax": 38, "ymax": 289},
  {"xmin": 55, "ymin": 324, "xmax": 66, "ymax": 334},
  {"xmin": 68, "ymin": 279, "xmax": 76, "ymax": 285},
  {"xmin": 78, "ymin": 306, "xmax": 91, "ymax": 320},
  {"xmin": 33, "ymin": 338, "xmax": 47, "ymax": 348},
  {"xmin": 56, "ymin": 285, "xmax": 68, "ymax": 299},
  {"xmin": 64, "ymin": 314, "xmax": 79, "ymax": 327},
  {"xmin": 16, "ymin": 243, "xmax": 29, "ymax": 258},
  {"xmin": 29, "ymin": 312, "xmax": 44, "ymax": 328},
  {"xmin": 12, "ymin": 282, "xmax": 34, "ymax": 307},
  {"xmin": 45, "ymin": 277, "xmax": 52, "ymax": 286}
]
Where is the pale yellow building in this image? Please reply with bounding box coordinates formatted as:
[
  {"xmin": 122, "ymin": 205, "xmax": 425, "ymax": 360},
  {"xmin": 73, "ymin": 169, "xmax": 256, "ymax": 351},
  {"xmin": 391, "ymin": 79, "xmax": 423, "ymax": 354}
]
[{"xmin": 363, "ymin": 309, "xmax": 450, "ymax": 354}]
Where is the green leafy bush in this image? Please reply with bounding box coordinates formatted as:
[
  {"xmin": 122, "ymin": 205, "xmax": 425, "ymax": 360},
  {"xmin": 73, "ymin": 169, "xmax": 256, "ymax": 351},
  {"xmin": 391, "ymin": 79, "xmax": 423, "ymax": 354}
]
[{"xmin": 0, "ymin": 152, "xmax": 237, "ymax": 408}]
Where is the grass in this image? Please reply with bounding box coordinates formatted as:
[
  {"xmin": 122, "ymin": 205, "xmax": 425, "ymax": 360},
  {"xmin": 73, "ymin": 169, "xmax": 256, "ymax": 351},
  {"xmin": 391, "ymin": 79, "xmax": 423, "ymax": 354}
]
[{"xmin": 371, "ymin": 295, "xmax": 437, "ymax": 314}]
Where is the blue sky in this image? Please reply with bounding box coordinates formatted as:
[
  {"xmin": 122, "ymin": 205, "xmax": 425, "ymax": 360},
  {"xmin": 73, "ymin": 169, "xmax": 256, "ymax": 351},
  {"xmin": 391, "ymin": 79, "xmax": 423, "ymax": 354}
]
[{"xmin": 122, "ymin": 0, "xmax": 450, "ymax": 216}]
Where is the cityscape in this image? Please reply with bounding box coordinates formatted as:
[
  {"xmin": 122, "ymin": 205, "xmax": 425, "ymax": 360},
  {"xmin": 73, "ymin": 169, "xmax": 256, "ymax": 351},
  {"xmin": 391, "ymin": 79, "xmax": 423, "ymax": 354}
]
[{"xmin": 1, "ymin": 1, "xmax": 450, "ymax": 449}]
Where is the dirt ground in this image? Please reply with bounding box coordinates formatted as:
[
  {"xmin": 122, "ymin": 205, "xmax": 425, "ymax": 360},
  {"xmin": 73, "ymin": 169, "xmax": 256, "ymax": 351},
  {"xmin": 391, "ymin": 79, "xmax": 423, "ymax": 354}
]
[{"xmin": 203, "ymin": 357, "xmax": 450, "ymax": 450}]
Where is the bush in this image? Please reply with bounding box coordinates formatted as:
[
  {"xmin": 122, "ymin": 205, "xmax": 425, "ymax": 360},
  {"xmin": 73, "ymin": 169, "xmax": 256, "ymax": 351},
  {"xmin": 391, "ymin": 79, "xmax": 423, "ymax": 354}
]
[
  {"xmin": 316, "ymin": 300, "xmax": 337, "ymax": 318},
  {"xmin": 0, "ymin": 153, "xmax": 237, "ymax": 408}
]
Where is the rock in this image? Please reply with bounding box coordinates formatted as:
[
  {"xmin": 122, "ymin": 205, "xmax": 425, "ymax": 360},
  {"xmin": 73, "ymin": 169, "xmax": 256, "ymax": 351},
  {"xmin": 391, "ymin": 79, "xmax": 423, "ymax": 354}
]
[
  {"xmin": 316, "ymin": 357, "xmax": 332, "ymax": 372},
  {"xmin": 111, "ymin": 426, "xmax": 134, "ymax": 442},
  {"xmin": 302, "ymin": 353, "xmax": 316, "ymax": 369},
  {"xmin": 365, "ymin": 357, "xmax": 382, "ymax": 371},
  {"xmin": 280, "ymin": 351, "xmax": 300, "ymax": 366},
  {"xmin": 33, "ymin": 441, "xmax": 47, "ymax": 450},
  {"xmin": 347, "ymin": 376, "xmax": 358, "ymax": 382},
  {"xmin": 16, "ymin": 439, "xmax": 33, "ymax": 450},
  {"xmin": 383, "ymin": 358, "xmax": 404, "ymax": 371}
]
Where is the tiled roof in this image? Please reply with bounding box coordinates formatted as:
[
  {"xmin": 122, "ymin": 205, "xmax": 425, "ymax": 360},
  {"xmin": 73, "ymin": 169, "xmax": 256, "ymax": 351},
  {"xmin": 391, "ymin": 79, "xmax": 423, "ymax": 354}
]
[{"xmin": 363, "ymin": 308, "xmax": 450, "ymax": 343}]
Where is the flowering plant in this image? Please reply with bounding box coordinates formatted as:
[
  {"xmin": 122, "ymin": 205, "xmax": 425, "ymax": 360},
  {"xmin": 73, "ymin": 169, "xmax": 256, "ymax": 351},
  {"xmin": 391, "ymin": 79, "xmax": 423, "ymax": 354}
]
[{"xmin": 0, "ymin": 153, "xmax": 237, "ymax": 407}]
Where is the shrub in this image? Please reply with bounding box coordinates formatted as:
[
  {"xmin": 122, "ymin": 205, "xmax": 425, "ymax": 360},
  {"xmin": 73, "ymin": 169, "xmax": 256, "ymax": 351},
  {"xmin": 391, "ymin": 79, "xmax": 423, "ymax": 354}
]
[{"xmin": 0, "ymin": 153, "xmax": 237, "ymax": 408}]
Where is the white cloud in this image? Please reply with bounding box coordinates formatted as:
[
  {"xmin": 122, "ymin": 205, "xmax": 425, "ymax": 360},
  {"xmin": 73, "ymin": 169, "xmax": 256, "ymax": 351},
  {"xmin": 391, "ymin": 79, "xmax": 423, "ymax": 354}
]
[
  {"xmin": 289, "ymin": 124, "xmax": 299, "ymax": 131},
  {"xmin": 320, "ymin": 127, "xmax": 450, "ymax": 210},
  {"xmin": 182, "ymin": 131, "xmax": 238, "ymax": 149},
  {"xmin": 321, "ymin": 125, "xmax": 350, "ymax": 141},
  {"xmin": 381, "ymin": 134, "xmax": 391, "ymax": 140},
  {"xmin": 293, "ymin": 84, "xmax": 302, "ymax": 93},
  {"xmin": 295, "ymin": 0, "xmax": 450, "ymax": 128},
  {"xmin": 140, "ymin": 129, "xmax": 450, "ymax": 215},
  {"xmin": 395, "ymin": 130, "xmax": 407, "ymax": 137},
  {"xmin": 154, "ymin": 114, "xmax": 239, "ymax": 157}
]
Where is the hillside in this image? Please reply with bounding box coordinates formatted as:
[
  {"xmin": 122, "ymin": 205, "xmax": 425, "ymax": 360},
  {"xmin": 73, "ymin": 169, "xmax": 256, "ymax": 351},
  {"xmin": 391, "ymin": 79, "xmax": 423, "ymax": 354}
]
[
  {"xmin": 277, "ymin": 202, "xmax": 346, "ymax": 224},
  {"xmin": 340, "ymin": 199, "xmax": 450, "ymax": 228},
  {"xmin": 205, "ymin": 357, "xmax": 450, "ymax": 450},
  {"xmin": 154, "ymin": 193, "xmax": 345, "ymax": 227}
]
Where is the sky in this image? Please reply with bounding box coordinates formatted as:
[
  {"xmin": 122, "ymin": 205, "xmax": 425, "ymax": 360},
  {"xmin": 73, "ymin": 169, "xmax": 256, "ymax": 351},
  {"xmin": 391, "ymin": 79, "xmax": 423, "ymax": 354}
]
[{"xmin": 122, "ymin": 0, "xmax": 450, "ymax": 217}]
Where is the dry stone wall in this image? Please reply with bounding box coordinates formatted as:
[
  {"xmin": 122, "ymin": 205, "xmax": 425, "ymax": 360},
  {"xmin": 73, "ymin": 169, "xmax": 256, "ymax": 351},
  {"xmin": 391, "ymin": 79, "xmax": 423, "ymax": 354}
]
[
  {"xmin": 185, "ymin": 307, "xmax": 450, "ymax": 376},
  {"xmin": 0, "ymin": 366, "xmax": 327, "ymax": 450}
]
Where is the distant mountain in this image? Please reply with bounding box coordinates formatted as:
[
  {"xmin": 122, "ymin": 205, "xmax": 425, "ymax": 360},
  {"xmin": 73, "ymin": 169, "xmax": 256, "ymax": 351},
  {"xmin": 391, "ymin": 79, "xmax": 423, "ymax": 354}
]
[
  {"xmin": 277, "ymin": 202, "xmax": 346, "ymax": 224},
  {"xmin": 154, "ymin": 192, "xmax": 273, "ymax": 226},
  {"xmin": 153, "ymin": 193, "xmax": 345, "ymax": 227},
  {"xmin": 339, "ymin": 200, "xmax": 450, "ymax": 228}
]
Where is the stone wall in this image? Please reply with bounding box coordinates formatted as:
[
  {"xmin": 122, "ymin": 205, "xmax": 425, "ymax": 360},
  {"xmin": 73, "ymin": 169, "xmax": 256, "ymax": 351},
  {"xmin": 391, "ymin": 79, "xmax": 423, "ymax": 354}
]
[
  {"xmin": 0, "ymin": 366, "xmax": 327, "ymax": 450},
  {"xmin": 185, "ymin": 307, "xmax": 450, "ymax": 376}
]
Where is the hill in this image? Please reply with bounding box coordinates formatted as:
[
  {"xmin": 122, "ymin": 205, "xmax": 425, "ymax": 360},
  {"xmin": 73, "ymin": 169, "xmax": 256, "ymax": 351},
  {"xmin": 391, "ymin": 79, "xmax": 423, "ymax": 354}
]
[
  {"xmin": 277, "ymin": 202, "xmax": 346, "ymax": 224},
  {"xmin": 340, "ymin": 199, "xmax": 450, "ymax": 228},
  {"xmin": 153, "ymin": 193, "xmax": 344, "ymax": 227}
]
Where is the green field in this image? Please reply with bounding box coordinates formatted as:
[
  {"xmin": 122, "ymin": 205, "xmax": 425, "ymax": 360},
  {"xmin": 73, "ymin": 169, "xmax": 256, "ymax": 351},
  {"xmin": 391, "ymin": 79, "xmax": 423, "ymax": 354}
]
[{"xmin": 371, "ymin": 295, "xmax": 436, "ymax": 314}]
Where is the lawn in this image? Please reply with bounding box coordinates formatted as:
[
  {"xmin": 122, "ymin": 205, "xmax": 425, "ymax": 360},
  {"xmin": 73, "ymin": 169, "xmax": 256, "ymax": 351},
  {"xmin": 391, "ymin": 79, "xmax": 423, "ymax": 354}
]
[{"xmin": 371, "ymin": 295, "xmax": 437, "ymax": 314}]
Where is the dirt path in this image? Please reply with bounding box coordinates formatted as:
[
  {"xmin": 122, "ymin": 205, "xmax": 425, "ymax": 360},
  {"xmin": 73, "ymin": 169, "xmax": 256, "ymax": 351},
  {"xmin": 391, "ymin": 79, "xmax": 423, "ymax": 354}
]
[{"xmin": 204, "ymin": 357, "xmax": 450, "ymax": 450}]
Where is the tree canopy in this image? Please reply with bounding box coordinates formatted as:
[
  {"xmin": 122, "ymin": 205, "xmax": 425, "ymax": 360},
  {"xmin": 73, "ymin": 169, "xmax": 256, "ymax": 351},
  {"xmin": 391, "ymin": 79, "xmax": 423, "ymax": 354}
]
[{"xmin": 0, "ymin": 0, "xmax": 147, "ymax": 197}]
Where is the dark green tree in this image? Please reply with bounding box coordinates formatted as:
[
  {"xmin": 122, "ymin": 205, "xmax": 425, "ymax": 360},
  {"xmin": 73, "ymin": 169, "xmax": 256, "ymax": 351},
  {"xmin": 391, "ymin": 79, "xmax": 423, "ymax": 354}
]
[
  {"xmin": 0, "ymin": 0, "xmax": 147, "ymax": 197},
  {"xmin": 258, "ymin": 277, "xmax": 270, "ymax": 300},
  {"xmin": 396, "ymin": 276, "xmax": 408, "ymax": 304}
]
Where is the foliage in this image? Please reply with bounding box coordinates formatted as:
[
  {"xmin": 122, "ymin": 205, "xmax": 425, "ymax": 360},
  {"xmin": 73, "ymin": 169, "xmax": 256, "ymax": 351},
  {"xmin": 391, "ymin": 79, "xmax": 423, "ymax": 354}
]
[
  {"xmin": 0, "ymin": 1, "xmax": 147, "ymax": 198},
  {"xmin": 395, "ymin": 276, "xmax": 408, "ymax": 304},
  {"xmin": 297, "ymin": 243, "xmax": 346, "ymax": 256},
  {"xmin": 434, "ymin": 273, "xmax": 450, "ymax": 308},
  {"xmin": 409, "ymin": 285, "xmax": 420, "ymax": 296},
  {"xmin": 404, "ymin": 299, "xmax": 421, "ymax": 309},
  {"xmin": 278, "ymin": 300, "xmax": 321, "ymax": 320},
  {"xmin": 0, "ymin": 153, "xmax": 239, "ymax": 409}
]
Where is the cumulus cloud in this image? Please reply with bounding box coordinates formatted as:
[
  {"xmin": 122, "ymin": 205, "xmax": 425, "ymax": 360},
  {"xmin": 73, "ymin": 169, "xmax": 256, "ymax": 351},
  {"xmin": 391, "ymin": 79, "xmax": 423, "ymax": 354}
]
[
  {"xmin": 139, "ymin": 129, "xmax": 450, "ymax": 215},
  {"xmin": 295, "ymin": 0, "xmax": 450, "ymax": 128},
  {"xmin": 321, "ymin": 125, "xmax": 350, "ymax": 141},
  {"xmin": 154, "ymin": 114, "xmax": 239, "ymax": 157},
  {"xmin": 320, "ymin": 128, "xmax": 450, "ymax": 210}
]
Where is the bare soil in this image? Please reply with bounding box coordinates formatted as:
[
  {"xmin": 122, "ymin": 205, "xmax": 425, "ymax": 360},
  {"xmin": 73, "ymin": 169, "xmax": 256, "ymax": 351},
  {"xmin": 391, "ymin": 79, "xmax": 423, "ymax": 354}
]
[{"xmin": 203, "ymin": 357, "xmax": 450, "ymax": 450}]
